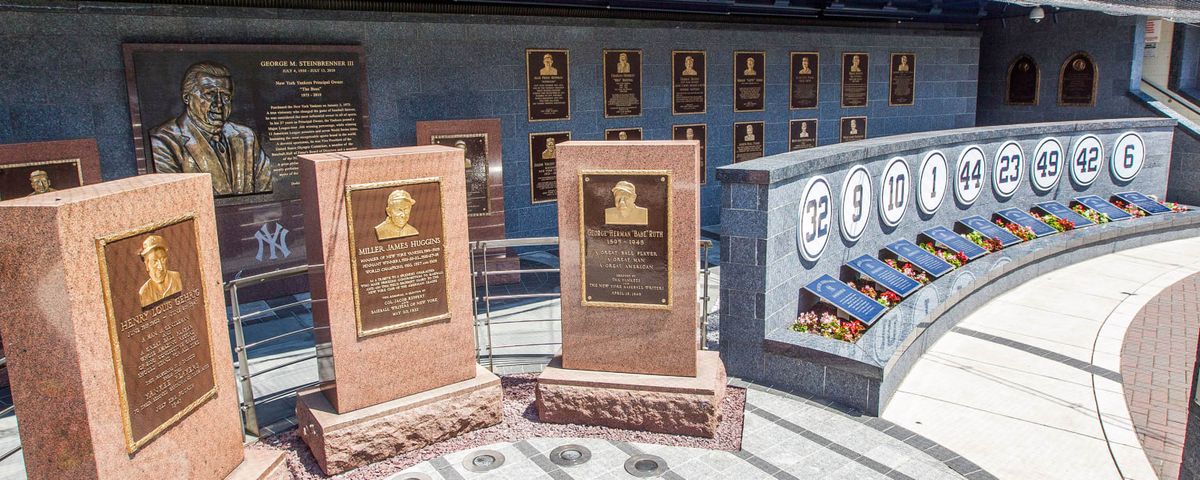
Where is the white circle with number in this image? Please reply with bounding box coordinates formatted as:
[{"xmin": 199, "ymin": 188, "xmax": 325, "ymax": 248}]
[
  {"xmin": 879, "ymin": 157, "xmax": 910, "ymax": 227},
  {"xmin": 954, "ymin": 146, "xmax": 986, "ymax": 205},
  {"xmin": 992, "ymin": 141, "xmax": 1024, "ymax": 199},
  {"xmin": 1070, "ymin": 135, "xmax": 1105, "ymax": 187},
  {"xmin": 839, "ymin": 166, "xmax": 872, "ymax": 242},
  {"xmin": 1030, "ymin": 137, "xmax": 1064, "ymax": 192},
  {"xmin": 1111, "ymin": 132, "xmax": 1145, "ymax": 182},
  {"xmin": 917, "ymin": 151, "xmax": 948, "ymax": 215},
  {"xmin": 797, "ymin": 176, "xmax": 833, "ymax": 261}
]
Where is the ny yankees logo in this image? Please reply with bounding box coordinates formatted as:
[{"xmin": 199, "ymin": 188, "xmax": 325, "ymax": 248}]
[{"xmin": 254, "ymin": 222, "xmax": 291, "ymax": 261}]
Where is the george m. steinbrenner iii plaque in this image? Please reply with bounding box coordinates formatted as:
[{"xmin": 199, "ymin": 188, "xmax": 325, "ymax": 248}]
[{"xmin": 579, "ymin": 171, "xmax": 671, "ymax": 309}]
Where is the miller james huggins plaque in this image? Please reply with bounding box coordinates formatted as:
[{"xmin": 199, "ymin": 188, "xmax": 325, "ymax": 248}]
[
  {"xmin": 430, "ymin": 133, "xmax": 489, "ymax": 216},
  {"xmin": 672, "ymin": 50, "xmax": 706, "ymax": 115},
  {"xmin": 603, "ymin": 49, "xmax": 642, "ymax": 118},
  {"xmin": 790, "ymin": 52, "xmax": 819, "ymax": 109},
  {"xmin": 580, "ymin": 171, "xmax": 671, "ymax": 308},
  {"xmin": 841, "ymin": 52, "xmax": 869, "ymax": 108},
  {"xmin": 530, "ymin": 132, "xmax": 570, "ymax": 204},
  {"xmin": 733, "ymin": 51, "xmax": 766, "ymax": 112},
  {"xmin": 527, "ymin": 49, "xmax": 571, "ymax": 121}
]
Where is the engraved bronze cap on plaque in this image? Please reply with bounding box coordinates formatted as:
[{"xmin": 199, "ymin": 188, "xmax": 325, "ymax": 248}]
[
  {"xmin": 96, "ymin": 214, "xmax": 217, "ymax": 453},
  {"xmin": 578, "ymin": 170, "xmax": 672, "ymax": 309}
]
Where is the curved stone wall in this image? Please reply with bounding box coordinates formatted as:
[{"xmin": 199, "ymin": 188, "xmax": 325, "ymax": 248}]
[{"xmin": 716, "ymin": 117, "xmax": 1184, "ymax": 414}]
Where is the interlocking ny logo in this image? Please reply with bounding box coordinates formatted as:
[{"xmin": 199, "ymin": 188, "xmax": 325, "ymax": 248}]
[{"xmin": 254, "ymin": 222, "xmax": 291, "ymax": 262}]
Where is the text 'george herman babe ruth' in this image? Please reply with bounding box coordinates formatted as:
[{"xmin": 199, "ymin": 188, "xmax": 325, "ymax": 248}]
[{"xmin": 150, "ymin": 61, "xmax": 272, "ymax": 196}]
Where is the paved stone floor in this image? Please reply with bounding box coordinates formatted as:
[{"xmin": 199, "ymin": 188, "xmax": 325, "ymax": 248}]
[{"xmin": 884, "ymin": 237, "xmax": 1200, "ymax": 480}]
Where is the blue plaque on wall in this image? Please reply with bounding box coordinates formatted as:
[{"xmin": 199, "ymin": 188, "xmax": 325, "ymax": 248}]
[
  {"xmin": 1075, "ymin": 195, "xmax": 1133, "ymax": 221},
  {"xmin": 846, "ymin": 254, "xmax": 921, "ymax": 298},
  {"xmin": 1035, "ymin": 201, "xmax": 1094, "ymax": 228},
  {"xmin": 958, "ymin": 215, "xmax": 1022, "ymax": 247},
  {"xmin": 1113, "ymin": 192, "xmax": 1172, "ymax": 215},
  {"xmin": 803, "ymin": 274, "xmax": 887, "ymax": 325},
  {"xmin": 996, "ymin": 208, "xmax": 1057, "ymax": 237},
  {"xmin": 885, "ymin": 239, "xmax": 954, "ymax": 278},
  {"xmin": 922, "ymin": 226, "xmax": 988, "ymax": 260}
]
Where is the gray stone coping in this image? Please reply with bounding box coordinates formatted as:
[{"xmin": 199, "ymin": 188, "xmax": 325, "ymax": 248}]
[
  {"xmin": 761, "ymin": 207, "xmax": 1200, "ymax": 384},
  {"xmin": 715, "ymin": 117, "xmax": 1178, "ymax": 185}
]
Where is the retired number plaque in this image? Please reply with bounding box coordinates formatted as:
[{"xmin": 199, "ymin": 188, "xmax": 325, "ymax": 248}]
[
  {"xmin": 580, "ymin": 171, "xmax": 671, "ymax": 309},
  {"xmin": 97, "ymin": 215, "xmax": 217, "ymax": 453},
  {"xmin": 345, "ymin": 178, "xmax": 451, "ymax": 337}
]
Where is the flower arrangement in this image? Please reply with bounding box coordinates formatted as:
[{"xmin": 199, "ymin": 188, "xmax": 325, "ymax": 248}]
[
  {"xmin": 964, "ymin": 231, "xmax": 1003, "ymax": 252},
  {"xmin": 1072, "ymin": 204, "xmax": 1110, "ymax": 224},
  {"xmin": 884, "ymin": 258, "xmax": 931, "ymax": 285},
  {"xmin": 1163, "ymin": 201, "xmax": 1189, "ymax": 213},
  {"xmin": 920, "ymin": 242, "xmax": 967, "ymax": 268},
  {"xmin": 1111, "ymin": 199, "xmax": 1148, "ymax": 218},
  {"xmin": 994, "ymin": 219, "xmax": 1037, "ymax": 241},
  {"xmin": 1035, "ymin": 213, "xmax": 1075, "ymax": 232},
  {"xmin": 846, "ymin": 279, "xmax": 903, "ymax": 308},
  {"xmin": 792, "ymin": 303, "xmax": 866, "ymax": 342}
]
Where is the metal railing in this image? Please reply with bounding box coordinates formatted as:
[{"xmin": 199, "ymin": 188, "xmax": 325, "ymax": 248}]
[{"xmin": 0, "ymin": 357, "xmax": 18, "ymax": 464}]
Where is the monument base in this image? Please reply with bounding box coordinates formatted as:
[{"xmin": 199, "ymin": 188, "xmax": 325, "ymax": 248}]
[
  {"xmin": 295, "ymin": 365, "xmax": 503, "ymax": 475},
  {"xmin": 536, "ymin": 350, "xmax": 727, "ymax": 438},
  {"xmin": 226, "ymin": 448, "xmax": 289, "ymax": 480}
]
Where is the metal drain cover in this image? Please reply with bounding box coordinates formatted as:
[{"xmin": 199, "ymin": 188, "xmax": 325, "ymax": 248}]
[
  {"xmin": 624, "ymin": 454, "xmax": 668, "ymax": 477},
  {"xmin": 392, "ymin": 474, "xmax": 433, "ymax": 480},
  {"xmin": 549, "ymin": 444, "xmax": 592, "ymax": 466},
  {"xmin": 462, "ymin": 449, "xmax": 506, "ymax": 472}
]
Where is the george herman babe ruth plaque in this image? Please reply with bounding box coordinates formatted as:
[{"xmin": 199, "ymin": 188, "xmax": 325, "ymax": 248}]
[{"xmin": 579, "ymin": 171, "xmax": 671, "ymax": 309}]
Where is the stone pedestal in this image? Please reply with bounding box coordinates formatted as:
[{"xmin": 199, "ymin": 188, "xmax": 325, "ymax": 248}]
[
  {"xmin": 296, "ymin": 146, "xmax": 501, "ymax": 474},
  {"xmin": 296, "ymin": 365, "xmax": 502, "ymax": 475},
  {"xmin": 0, "ymin": 174, "xmax": 286, "ymax": 479}
]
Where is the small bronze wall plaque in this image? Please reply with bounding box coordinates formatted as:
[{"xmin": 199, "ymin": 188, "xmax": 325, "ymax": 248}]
[
  {"xmin": 733, "ymin": 121, "xmax": 765, "ymax": 163},
  {"xmin": 345, "ymin": 178, "xmax": 451, "ymax": 337},
  {"xmin": 96, "ymin": 215, "xmax": 217, "ymax": 453},
  {"xmin": 889, "ymin": 53, "xmax": 916, "ymax": 106},
  {"xmin": 790, "ymin": 52, "xmax": 820, "ymax": 110},
  {"xmin": 430, "ymin": 133, "xmax": 489, "ymax": 217},
  {"xmin": 789, "ymin": 119, "xmax": 818, "ymax": 151},
  {"xmin": 579, "ymin": 171, "xmax": 672, "ymax": 309},
  {"xmin": 841, "ymin": 52, "xmax": 870, "ymax": 108},
  {"xmin": 672, "ymin": 50, "xmax": 706, "ymax": 115},
  {"xmin": 530, "ymin": 131, "xmax": 570, "ymax": 204},
  {"xmin": 0, "ymin": 158, "xmax": 83, "ymax": 200},
  {"xmin": 603, "ymin": 49, "xmax": 643, "ymax": 118},
  {"xmin": 733, "ymin": 51, "xmax": 766, "ymax": 112},
  {"xmin": 604, "ymin": 128, "xmax": 643, "ymax": 141},
  {"xmin": 672, "ymin": 123, "xmax": 707, "ymax": 184},
  {"xmin": 527, "ymin": 49, "xmax": 571, "ymax": 121},
  {"xmin": 1006, "ymin": 54, "xmax": 1040, "ymax": 105},
  {"xmin": 840, "ymin": 116, "xmax": 867, "ymax": 142},
  {"xmin": 1059, "ymin": 52, "xmax": 1097, "ymax": 106}
]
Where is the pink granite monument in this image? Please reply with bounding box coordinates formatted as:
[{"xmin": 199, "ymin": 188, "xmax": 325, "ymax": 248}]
[
  {"xmin": 536, "ymin": 140, "xmax": 727, "ymax": 437},
  {"xmin": 294, "ymin": 146, "xmax": 502, "ymax": 475},
  {"xmin": 0, "ymin": 174, "xmax": 286, "ymax": 479}
]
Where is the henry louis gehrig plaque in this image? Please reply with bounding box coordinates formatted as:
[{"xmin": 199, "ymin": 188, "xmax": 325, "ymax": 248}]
[
  {"xmin": 346, "ymin": 179, "xmax": 450, "ymax": 337},
  {"xmin": 527, "ymin": 49, "xmax": 571, "ymax": 121},
  {"xmin": 580, "ymin": 171, "xmax": 672, "ymax": 309},
  {"xmin": 841, "ymin": 52, "xmax": 869, "ymax": 108},
  {"xmin": 604, "ymin": 49, "xmax": 643, "ymax": 118},
  {"xmin": 530, "ymin": 131, "xmax": 570, "ymax": 204},
  {"xmin": 97, "ymin": 215, "xmax": 216, "ymax": 453},
  {"xmin": 790, "ymin": 52, "xmax": 819, "ymax": 109},
  {"xmin": 672, "ymin": 50, "xmax": 706, "ymax": 115},
  {"xmin": 431, "ymin": 133, "xmax": 489, "ymax": 216},
  {"xmin": 0, "ymin": 160, "xmax": 81, "ymax": 200},
  {"xmin": 734, "ymin": 51, "xmax": 766, "ymax": 112},
  {"xmin": 889, "ymin": 53, "xmax": 916, "ymax": 106}
]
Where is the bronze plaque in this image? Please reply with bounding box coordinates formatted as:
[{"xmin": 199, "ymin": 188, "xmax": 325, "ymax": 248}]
[
  {"xmin": 603, "ymin": 49, "xmax": 642, "ymax": 118},
  {"xmin": 889, "ymin": 53, "xmax": 916, "ymax": 106},
  {"xmin": 672, "ymin": 50, "xmax": 706, "ymax": 115},
  {"xmin": 345, "ymin": 179, "xmax": 450, "ymax": 337},
  {"xmin": 733, "ymin": 121, "xmax": 765, "ymax": 164},
  {"xmin": 579, "ymin": 171, "xmax": 671, "ymax": 309},
  {"xmin": 604, "ymin": 128, "xmax": 643, "ymax": 141},
  {"xmin": 789, "ymin": 119, "xmax": 818, "ymax": 151},
  {"xmin": 672, "ymin": 124, "xmax": 707, "ymax": 185},
  {"xmin": 840, "ymin": 116, "xmax": 867, "ymax": 142},
  {"xmin": 1006, "ymin": 55, "xmax": 1040, "ymax": 105},
  {"xmin": 1059, "ymin": 52, "xmax": 1097, "ymax": 106},
  {"xmin": 527, "ymin": 49, "xmax": 571, "ymax": 121},
  {"xmin": 734, "ymin": 51, "xmax": 766, "ymax": 112},
  {"xmin": 790, "ymin": 52, "xmax": 819, "ymax": 109},
  {"xmin": 841, "ymin": 52, "xmax": 869, "ymax": 108},
  {"xmin": 0, "ymin": 159, "xmax": 82, "ymax": 200},
  {"xmin": 430, "ymin": 133, "xmax": 489, "ymax": 217},
  {"xmin": 97, "ymin": 216, "xmax": 217, "ymax": 453},
  {"xmin": 530, "ymin": 131, "xmax": 570, "ymax": 204}
]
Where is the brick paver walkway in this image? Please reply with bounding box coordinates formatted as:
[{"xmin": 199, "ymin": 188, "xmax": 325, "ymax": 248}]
[{"xmin": 1121, "ymin": 272, "xmax": 1200, "ymax": 480}]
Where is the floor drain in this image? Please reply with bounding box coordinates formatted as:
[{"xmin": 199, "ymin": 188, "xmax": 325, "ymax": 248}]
[
  {"xmin": 549, "ymin": 444, "xmax": 592, "ymax": 466},
  {"xmin": 624, "ymin": 454, "xmax": 667, "ymax": 477},
  {"xmin": 462, "ymin": 449, "xmax": 506, "ymax": 472},
  {"xmin": 393, "ymin": 474, "xmax": 432, "ymax": 480}
]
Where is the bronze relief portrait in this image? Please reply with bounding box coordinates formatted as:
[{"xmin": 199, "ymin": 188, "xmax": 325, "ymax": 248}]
[
  {"xmin": 374, "ymin": 189, "xmax": 420, "ymax": 241},
  {"xmin": 136, "ymin": 234, "xmax": 185, "ymax": 307},
  {"xmin": 604, "ymin": 180, "xmax": 650, "ymax": 226}
]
